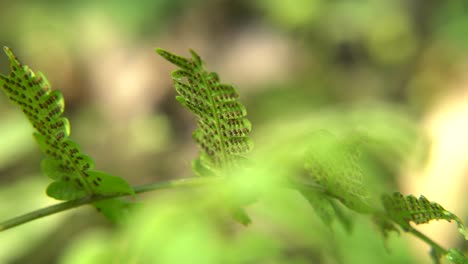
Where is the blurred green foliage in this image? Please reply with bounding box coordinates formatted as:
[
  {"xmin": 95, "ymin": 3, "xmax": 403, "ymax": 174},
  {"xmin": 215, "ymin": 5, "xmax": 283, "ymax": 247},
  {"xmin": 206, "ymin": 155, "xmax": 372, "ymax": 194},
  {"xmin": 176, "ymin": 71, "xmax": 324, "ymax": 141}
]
[
  {"xmin": 57, "ymin": 187, "xmax": 419, "ymax": 264},
  {"xmin": 55, "ymin": 104, "xmax": 431, "ymax": 264},
  {"xmin": 0, "ymin": 0, "xmax": 467, "ymax": 263}
]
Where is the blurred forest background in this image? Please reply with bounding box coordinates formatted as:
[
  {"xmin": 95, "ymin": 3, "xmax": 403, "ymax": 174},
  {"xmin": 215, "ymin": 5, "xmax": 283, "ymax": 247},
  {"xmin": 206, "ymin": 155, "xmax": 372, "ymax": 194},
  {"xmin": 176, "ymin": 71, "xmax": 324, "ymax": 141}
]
[{"xmin": 0, "ymin": 0, "xmax": 467, "ymax": 263}]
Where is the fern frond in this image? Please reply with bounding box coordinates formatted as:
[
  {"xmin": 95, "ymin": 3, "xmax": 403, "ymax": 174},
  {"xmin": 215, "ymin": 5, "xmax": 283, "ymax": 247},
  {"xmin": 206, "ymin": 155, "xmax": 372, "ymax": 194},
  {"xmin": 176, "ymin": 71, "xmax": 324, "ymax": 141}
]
[
  {"xmin": 156, "ymin": 48, "xmax": 253, "ymax": 174},
  {"xmin": 0, "ymin": 47, "xmax": 134, "ymax": 201},
  {"xmin": 302, "ymin": 131, "xmax": 372, "ymax": 213},
  {"xmin": 156, "ymin": 48, "xmax": 254, "ymax": 225},
  {"xmin": 382, "ymin": 193, "xmax": 467, "ymax": 240}
]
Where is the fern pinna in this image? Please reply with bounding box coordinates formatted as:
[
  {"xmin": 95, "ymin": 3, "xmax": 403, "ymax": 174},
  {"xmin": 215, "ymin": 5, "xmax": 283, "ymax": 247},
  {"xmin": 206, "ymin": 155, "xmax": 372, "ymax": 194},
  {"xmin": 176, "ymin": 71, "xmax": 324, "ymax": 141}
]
[
  {"xmin": 156, "ymin": 48, "xmax": 254, "ymax": 224},
  {"xmin": 303, "ymin": 132, "xmax": 372, "ymax": 214},
  {"xmin": 381, "ymin": 193, "xmax": 467, "ymax": 263},
  {"xmin": 0, "ymin": 47, "xmax": 134, "ymax": 218},
  {"xmin": 156, "ymin": 48, "xmax": 253, "ymax": 175},
  {"xmin": 382, "ymin": 193, "xmax": 467, "ymax": 239}
]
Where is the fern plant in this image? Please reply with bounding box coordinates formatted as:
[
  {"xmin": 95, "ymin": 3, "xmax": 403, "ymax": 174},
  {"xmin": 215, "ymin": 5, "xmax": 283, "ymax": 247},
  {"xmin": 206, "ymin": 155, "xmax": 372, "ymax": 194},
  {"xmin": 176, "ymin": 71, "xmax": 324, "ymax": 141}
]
[
  {"xmin": 155, "ymin": 49, "xmax": 466, "ymax": 263},
  {"xmin": 0, "ymin": 47, "xmax": 466, "ymax": 264},
  {"xmin": 295, "ymin": 132, "xmax": 467, "ymax": 263}
]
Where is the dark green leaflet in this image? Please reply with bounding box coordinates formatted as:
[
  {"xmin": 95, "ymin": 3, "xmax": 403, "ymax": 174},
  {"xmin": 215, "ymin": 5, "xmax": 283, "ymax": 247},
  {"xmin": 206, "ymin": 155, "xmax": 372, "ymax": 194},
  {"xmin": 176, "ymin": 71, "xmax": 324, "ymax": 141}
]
[
  {"xmin": 382, "ymin": 193, "xmax": 467, "ymax": 239},
  {"xmin": 156, "ymin": 48, "xmax": 253, "ymax": 174},
  {"xmin": 0, "ymin": 47, "xmax": 134, "ymax": 200},
  {"xmin": 157, "ymin": 48, "xmax": 254, "ymax": 225}
]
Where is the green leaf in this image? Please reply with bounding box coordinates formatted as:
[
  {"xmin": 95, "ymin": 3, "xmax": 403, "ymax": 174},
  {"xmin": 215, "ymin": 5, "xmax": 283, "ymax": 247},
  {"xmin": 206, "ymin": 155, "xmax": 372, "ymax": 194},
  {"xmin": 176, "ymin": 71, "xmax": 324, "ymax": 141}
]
[
  {"xmin": 373, "ymin": 214, "xmax": 400, "ymax": 240},
  {"xmin": 0, "ymin": 47, "xmax": 135, "ymax": 220},
  {"xmin": 87, "ymin": 171, "xmax": 135, "ymax": 197},
  {"xmin": 46, "ymin": 181, "xmax": 88, "ymax": 200},
  {"xmin": 231, "ymin": 207, "xmax": 251, "ymax": 226},
  {"xmin": 157, "ymin": 48, "xmax": 254, "ymax": 225},
  {"xmin": 192, "ymin": 156, "xmax": 217, "ymax": 177},
  {"xmin": 300, "ymin": 189, "xmax": 354, "ymax": 232},
  {"xmin": 156, "ymin": 48, "xmax": 253, "ymax": 172},
  {"xmin": 382, "ymin": 193, "xmax": 467, "ymax": 240},
  {"xmin": 446, "ymin": 248, "xmax": 467, "ymax": 264},
  {"xmin": 93, "ymin": 199, "xmax": 135, "ymax": 224},
  {"xmin": 302, "ymin": 131, "xmax": 373, "ymax": 213},
  {"xmin": 44, "ymin": 171, "xmax": 134, "ymax": 200},
  {"xmin": 41, "ymin": 157, "xmax": 71, "ymax": 180},
  {"xmin": 300, "ymin": 191, "xmax": 336, "ymax": 225}
]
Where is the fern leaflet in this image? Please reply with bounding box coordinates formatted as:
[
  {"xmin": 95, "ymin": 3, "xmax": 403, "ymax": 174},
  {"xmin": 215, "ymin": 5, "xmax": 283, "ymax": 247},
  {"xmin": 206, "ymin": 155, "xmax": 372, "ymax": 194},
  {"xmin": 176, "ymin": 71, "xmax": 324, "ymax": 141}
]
[
  {"xmin": 301, "ymin": 190, "xmax": 352, "ymax": 231},
  {"xmin": 302, "ymin": 132, "xmax": 372, "ymax": 213},
  {"xmin": 0, "ymin": 47, "xmax": 134, "ymax": 202},
  {"xmin": 156, "ymin": 48, "xmax": 254, "ymax": 225},
  {"xmin": 156, "ymin": 48, "xmax": 253, "ymax": 175},
  {"xmin": 446, "ymin": 249, "xmax": 467, "ymax": 264},
  {"xmin": 382, "ymin": 192, "xmax": 467, "ymax": 240}
]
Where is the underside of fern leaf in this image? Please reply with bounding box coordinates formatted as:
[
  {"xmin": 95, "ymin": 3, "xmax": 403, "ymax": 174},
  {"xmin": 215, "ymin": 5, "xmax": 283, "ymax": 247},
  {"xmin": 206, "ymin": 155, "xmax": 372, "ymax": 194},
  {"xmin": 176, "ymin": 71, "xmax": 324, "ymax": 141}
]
[
  {"xmin": 156, "ymin": 48, "xmax": 253, "ymax": 175},
  {"xmin": 0, "ymin": 47, "xmax": 134, "ymax": 202},
  {"xmin": 302, "ymin": 132, "xmax": 373, "ymax": 214},
  {"xmin": 382, "ymin": 193, "xmax": 467, "ymax": 240},
  {"xmin": 156, "ymin": 48, "xmax": 254, "ymax": 225}
]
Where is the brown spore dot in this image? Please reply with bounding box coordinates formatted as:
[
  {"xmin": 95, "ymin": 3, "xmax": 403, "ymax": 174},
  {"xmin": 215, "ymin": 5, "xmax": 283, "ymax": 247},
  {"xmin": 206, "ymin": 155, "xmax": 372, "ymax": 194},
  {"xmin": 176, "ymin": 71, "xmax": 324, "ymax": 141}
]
[
  {"xmin": 75, "ymin": 179, "xmax": 84, "ymax": 188},
  {"xmin": 55, "ymin": 132, "xmax": 65, "ymax": 141}
]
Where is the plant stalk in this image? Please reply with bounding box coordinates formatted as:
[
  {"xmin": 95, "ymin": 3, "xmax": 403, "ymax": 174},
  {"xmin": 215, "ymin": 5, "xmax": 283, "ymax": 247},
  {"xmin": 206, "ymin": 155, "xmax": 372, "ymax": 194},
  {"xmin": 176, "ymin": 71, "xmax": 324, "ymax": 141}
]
[{"xmin": 0, "ymin": 177, "xmax": 223, "ymax": 232}]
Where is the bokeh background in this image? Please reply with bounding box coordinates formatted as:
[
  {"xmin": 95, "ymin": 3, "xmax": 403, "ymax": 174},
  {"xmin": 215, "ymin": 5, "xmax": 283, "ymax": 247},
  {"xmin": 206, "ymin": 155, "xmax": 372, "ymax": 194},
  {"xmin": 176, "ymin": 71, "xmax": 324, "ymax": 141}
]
[{"xmin": 0, "ymin": 0, "xmax": 467, "ymax": 263}]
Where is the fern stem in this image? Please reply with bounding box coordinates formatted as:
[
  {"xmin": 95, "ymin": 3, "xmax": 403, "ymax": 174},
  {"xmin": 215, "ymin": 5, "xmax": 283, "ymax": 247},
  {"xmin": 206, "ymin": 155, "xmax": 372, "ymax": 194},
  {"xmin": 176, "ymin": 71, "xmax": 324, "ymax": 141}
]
[
  {"xmin": 0, "ymin": 176, "xmax": 452, "ymax": 261},
  {"xmin": 0, "ymin": 177, "xmax": 224, "ymax": 232}
]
